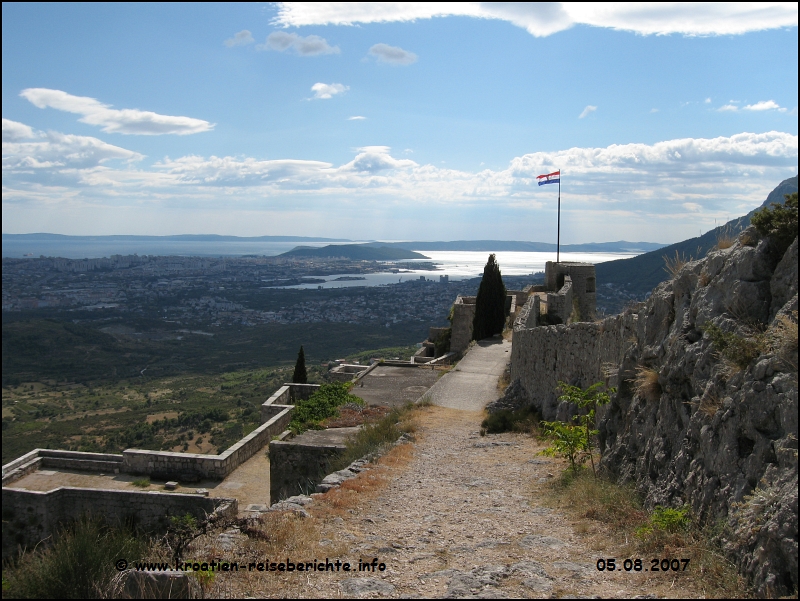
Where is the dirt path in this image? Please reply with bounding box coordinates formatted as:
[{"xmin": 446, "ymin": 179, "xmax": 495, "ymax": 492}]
[{"xmin": 294, "ymin": 406, "xmax": 704, "ymax": 599}]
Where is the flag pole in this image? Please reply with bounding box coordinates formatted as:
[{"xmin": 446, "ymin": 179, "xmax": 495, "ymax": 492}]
[{"xmin": 557, "ymin": 170, "xmax": 561, "ymax": 263}]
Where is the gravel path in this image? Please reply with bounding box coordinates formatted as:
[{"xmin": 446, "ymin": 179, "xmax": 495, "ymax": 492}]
[
  {"xmin": 309, "ymin": 407, "xmax": 697, "ymax": 599},
  {"xmin": 225, "ymin": 341, "xmax": 707, "ymax": 598}
]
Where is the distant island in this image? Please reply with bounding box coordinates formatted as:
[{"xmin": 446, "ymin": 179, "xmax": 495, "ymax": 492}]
[{"xmin": 280, "ymin": 244, "xmax": 429, "ymax": 261}]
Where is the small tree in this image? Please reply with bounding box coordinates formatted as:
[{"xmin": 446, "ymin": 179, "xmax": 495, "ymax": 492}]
[
  {"xmin": 472, "ymin": 254, "xmax": 507, "ymax": 340},
  {"xmin": 292, "ymin": 345, "xmax": 307, "ymax": 384},
  {"xmin": 751, "ymin": 192, "xmax": 798, "ymax": 258},
  {"xmin": 540, "ymin": 381, "xmax": 613, "ymax": 475}
]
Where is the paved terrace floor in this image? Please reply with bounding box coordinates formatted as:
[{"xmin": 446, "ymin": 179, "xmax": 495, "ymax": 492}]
[
  {"xmin": 352, "ymin": 364, "xmax": 442, "ymax": 408},
  {"xmin": 427, "ymin": 336, "xmax": 510, "ymax": 411}
]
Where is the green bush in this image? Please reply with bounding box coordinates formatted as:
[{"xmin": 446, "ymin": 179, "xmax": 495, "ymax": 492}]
[
  {"xmin": 481, "ymin": 406, "xmax": 540, "ymax": 434},
  {"xmin": 289, "ymin": 382, "xmax": 364, "ymax": 434},
  {"xmin": 635, "ymin": 505, "xmax": 691, "ymax": 539},
  {"xmin": 3, "ymin": 517, "xmax": 149, "ymax": 599},
  {"xmin": 751, "ymin": 192, "xmax": 798, "ymax": 258},
  {"xmin": 703, "ymin": 323, "xmax": 764, "ymax": 368}
]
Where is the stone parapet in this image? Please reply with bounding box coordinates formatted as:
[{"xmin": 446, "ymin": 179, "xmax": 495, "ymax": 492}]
[{"xmin": 2, "ymin": 486, "xmax": 236, "ymax": 559}]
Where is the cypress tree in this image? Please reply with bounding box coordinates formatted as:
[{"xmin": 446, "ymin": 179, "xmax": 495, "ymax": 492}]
[
  {"xmin": 292, "ymin": 345, "xmax": 308, "ymax": 384},
  {"xmin": 472, "ymin": 254, "xmax": 507, "ymax": 340}
]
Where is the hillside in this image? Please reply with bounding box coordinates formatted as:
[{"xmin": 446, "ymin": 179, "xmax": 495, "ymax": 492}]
[
  {"xmin": 596, "ymin": 175, "xmax": 798, "ymax": 296},
  {"xmin": 280, "ymin": 244, "xmax": 428, "ymax": 261}
]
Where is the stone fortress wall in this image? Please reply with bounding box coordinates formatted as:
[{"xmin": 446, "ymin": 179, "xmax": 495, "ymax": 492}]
[
  {"xmin": 3, "ymin": 486, "xmax": 237, "ymax": 560},
  {"xmin": 508, "ymin": 234, "xmax": 798, "ymax": 597}
]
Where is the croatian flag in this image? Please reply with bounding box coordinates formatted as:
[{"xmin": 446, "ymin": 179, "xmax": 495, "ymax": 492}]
[{"xmin": 537, "ymin": 170, "xmax": 560, "ymax": 186}]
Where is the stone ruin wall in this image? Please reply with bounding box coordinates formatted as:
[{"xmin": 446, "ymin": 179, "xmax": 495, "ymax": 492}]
[
  {"xmin": 449, "ymin": 296, "xmax": 476, "ymax": 354},
  {"xmin": 2, "ymin": 486, "xmax": 236, "ymax": 559},
  {"xmin": 510, "ymin": 233, "xmax": 798, "ymax": 596},
  {"xmin": 1, "ymin": 383, "xmax": 311, "ymax": 558},
  {"xmin": 510, "ymin": 309, "xmax": 637, "ymax": 420}
]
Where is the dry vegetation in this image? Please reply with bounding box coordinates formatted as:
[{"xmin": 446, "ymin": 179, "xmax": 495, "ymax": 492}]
[
  {"xmin": 542, "ymin": 469, "xmax": 751, "ymax": 599},
  {"xmin": 663, "ymin": 250, "xmax": 693, "ymax": 278},
  {"xmin": 633, "ymin": 366, "xmax": 662, "ymax": 402}
]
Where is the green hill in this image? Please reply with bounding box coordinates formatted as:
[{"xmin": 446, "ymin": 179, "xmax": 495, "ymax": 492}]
[
  {"xmin": 596, "ymin": 175, "xmax": 798, "ymax": 296},
  {"xmin": 280, "ymin": 244, "xmax": 429, "ymax": 261}
]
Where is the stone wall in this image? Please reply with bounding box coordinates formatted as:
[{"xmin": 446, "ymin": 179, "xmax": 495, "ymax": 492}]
[
  {"xmin": 511, "ymin": 311, "xmax": 637, "ymax": 421},
  {"xmin": 511, "ymin": 230, "xmax": 797, "ymax": 595},
  {"xmin": 269, "ymin": 439, "xmax": 346, "ymax": 503},
  {"xmin": 450, "ymin": 296, "xmax": 476, "ymax": 354},
  {"xmin": 2, "ymin": 486, "xmax": 236, "ymax": 558},
  {"xmin": 125, "ymin": 402, "xmax": 293, "ymax": 481},
  {"xmin": 544, "ymin": 261, "xmax": 596, "ymax": 321},
  {"xmin": 545, "ymin": 275, "xmax": 573, "ymax": 324}
]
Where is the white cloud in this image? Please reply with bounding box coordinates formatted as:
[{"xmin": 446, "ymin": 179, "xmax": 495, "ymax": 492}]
[
  {"xmin": 272, "ymin": 2, "xmax": 798, "ymax": 37},
  {"xmin": 3, "ymin": 125, "xmax": 143, "ymax": 173},
  {"xmin": 578, "ymin": 105, "xmax": 597, "ymax": 119},
  {"xmin": 339, "ymin": 146, "xmax": 418, "ymax": 173},
  {"xmin": 368, "ymin": 43, "xmax": 418, "ymax": 65},
  {"xmin": 260, "ymin": 31, "xmax": 339, "ymax": 55},
  {"xmin": 224, "ymin": 30, "xmax": 255, "ymax": 47},
  {"xmin": 20, "ymin": 88, "xmax": 214, "ymax": 135},
  {"xmin": 347, "ymin": 116, "xmax": 367, "ymax": 120},
  {"xmin": 705, "ymin": 98, "xmax": 712, "ymax": 103},
  {"xmin": 743, "ymin": 100, "xmax": 786, "ymax": 111},
  {"xmin": 4, "ymin": 131, "xmax": 796, "ymax": 242},
  {"xmin": 310, "ymin": 82, "xmax": 348, "ymax": 99},
  {"xmin": 719, "ymin": 104, "xmax": 739, "ymax": 112},
  {"xmin": 2, "ymin": 118, "xmax": 35, "ymax": 142},
  {"xmin": 650, "ymin": 108, "xmax": 659, "ymax": 113}
]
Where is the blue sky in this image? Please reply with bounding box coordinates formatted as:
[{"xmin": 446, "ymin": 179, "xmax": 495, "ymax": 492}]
[{"xmin": 2, "ymin": 3, "xmax": 798, "ymax": 244}]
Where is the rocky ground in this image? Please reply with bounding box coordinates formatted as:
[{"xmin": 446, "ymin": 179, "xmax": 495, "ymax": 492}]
[{"xmin": 210, "ymin": 406, "xmax": 717, "ymax": 599}]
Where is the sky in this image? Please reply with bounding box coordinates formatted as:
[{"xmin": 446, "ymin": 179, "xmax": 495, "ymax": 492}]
[{"xmin": 2, "ymin": 2, "xmax": 798, "ymax": 244}]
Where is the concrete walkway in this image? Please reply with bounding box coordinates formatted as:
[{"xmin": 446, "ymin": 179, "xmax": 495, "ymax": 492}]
[{"xmin": 427, "ymin": 336, "xmax": 510, "ymax": 411}]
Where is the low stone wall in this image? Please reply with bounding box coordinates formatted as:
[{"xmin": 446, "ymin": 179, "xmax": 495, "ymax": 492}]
[
  {"xmin": 125, "ymin": 403, "xmax": 293, "ymax": 481},
  {"xmin": 510, "ymin": 311, "xmax": 637, "ymax": 421},
  {"xmin": 2, "ymin": 486, "xmax": 236, "ymax": 558},
  {"xmin": 269, "ymin": 439, "xmax": 346, "ymax": 503}
]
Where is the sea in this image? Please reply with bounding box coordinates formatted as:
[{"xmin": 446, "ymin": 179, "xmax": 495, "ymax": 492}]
[{"xmin": 1, "ymin": 237, "xmax": 637, "ymax": 289}]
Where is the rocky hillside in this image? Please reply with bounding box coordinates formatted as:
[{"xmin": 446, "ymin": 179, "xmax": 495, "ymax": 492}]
[{"xmin": 599, "ymin": 228, "xmax": 798, "ymax": 596}]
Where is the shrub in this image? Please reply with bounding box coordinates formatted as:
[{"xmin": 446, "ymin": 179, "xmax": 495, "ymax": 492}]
[
  {"xmin": 703, "ymin": 323, "xmax": 764, "ymax": 369},
  {"xmin": 289, "ymin": 383, "xmax": 364, "ymax": 434},
  {"xmin": 751, "ymin": 192, "xmax": 798, "ymax": 258},
  {"xmin": 328, "ymin": 402, "xmax": 417, "ymax": 472},
  {"xmin": 131, "ymin": 478, "xmax": 150, "ymax": 488},
  {"xmin": 481, "ymin": 406, "xmax": 540, "ymax": 435},
  {"xmin": 635, "ymin": 505, "xmax": 691, "ymax": 540},
  {"xmin": 3, "ymin": 516, "xmax": 149, "ymax": 599}
]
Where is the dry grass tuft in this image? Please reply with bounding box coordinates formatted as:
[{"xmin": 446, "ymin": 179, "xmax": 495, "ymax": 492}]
[
  {"xmin": 768, "ymin": 311, "xmax": 798, "ymax": 371},
  {"xmin": 663, "ymin": 250, "xmax": 692, "ymax": 278},
  {"xmin": 542, "ymin": 469, "xmax": 751, "ymax": 599},
  {"xmin": 633, "ymin": 366, "xmax": 661, "ymax": 402},
  {"xmin": 698, "ymin": 271, "xmax": 711, "ymax": 287},
  {"xmin": 715, "ymin": 229, "xmax": 737, "ymax": 250},
  {"xmin": 698, "ymin": 391, "xmax": 724, "ymax": 418}
]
